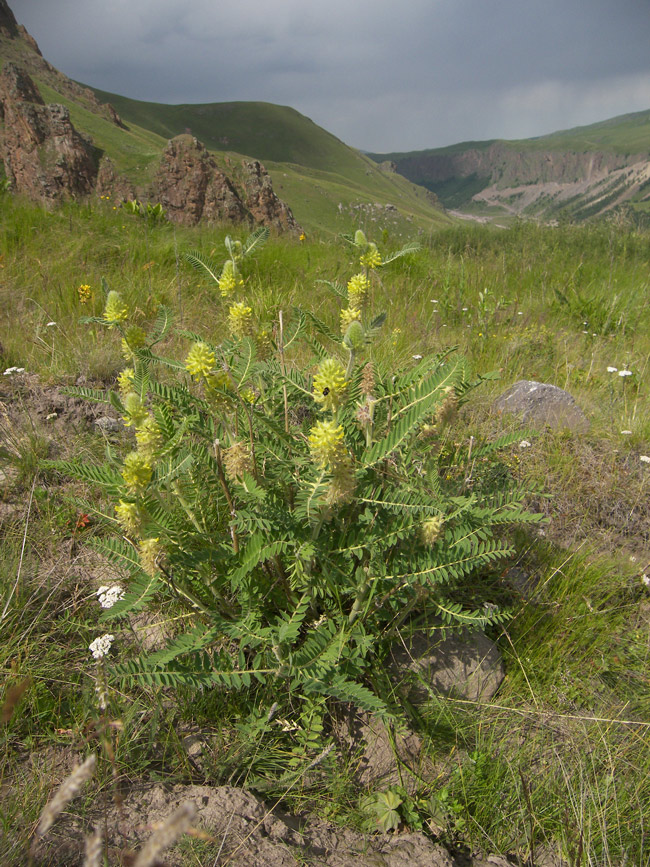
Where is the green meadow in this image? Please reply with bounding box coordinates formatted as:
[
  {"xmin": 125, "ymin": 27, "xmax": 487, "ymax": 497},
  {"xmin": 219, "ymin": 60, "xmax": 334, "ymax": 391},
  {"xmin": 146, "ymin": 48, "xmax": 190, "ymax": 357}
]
[{"xmin": 1, "ymin": 193, "xmax": 649, "ymax": 865}]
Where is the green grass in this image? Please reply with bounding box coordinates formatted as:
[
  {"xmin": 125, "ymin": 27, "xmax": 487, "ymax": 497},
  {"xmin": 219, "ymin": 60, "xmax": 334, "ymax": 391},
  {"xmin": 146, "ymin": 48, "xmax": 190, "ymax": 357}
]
[{"xmin": 1, "ymin": 197, "xmax": 650, "ymax": 864}]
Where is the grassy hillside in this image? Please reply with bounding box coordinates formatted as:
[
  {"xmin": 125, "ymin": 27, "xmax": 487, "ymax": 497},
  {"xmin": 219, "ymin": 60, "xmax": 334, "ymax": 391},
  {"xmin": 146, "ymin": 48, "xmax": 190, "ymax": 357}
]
[
  {"xmin": 1, "ymin": 22, "xmax": 450, "ymax": 234},
  {"xmin": 85, "ymin": 86, "xmax": 452, "ymax": 234},
  {"xmin": 1, "ymin": 197, "xmax": 650, "ymax": 865}
]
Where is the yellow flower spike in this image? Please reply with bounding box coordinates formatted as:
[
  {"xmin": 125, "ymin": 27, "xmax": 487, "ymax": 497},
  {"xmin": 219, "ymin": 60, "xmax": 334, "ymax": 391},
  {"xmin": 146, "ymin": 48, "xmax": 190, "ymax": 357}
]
[
  {"xmin": 255, "ymin": 327, "xmax": 272, "ymax": 360},
  {"xmin": 308, "ymin": 419, "xmax": 346, "ymax": 469},
  {"xmin": 218, "ymin": 260, "xmax": 244, "ymax": 297},
  {"xmin": 77, "ymin": 284, "xmax": 92, "ymax": 303},
  {"xmin": 185, "ymin": 341, "xmax": 216, "ymax": 379},
  {"xmin": 360, "ymin": 243, "xmax": 382, "ymax": 270},
  {"xmin": 312, "ymin": 358, "xmax": 348, "ymax": 412},
  {"xmin": 114, "ymin": 499, "xmax": 142, "ymax": 536},
  {"xmin": 326, "ymin": 455, "xmax": 356, "ymax": 505},
  {"xmin": 223, "ymin": 441, "xmax": 253, "ymax": 482},
  {"xmin": 117, "ymin": 367, "xmax": 135, "ymax": 398},
  {"xmin": 340, "ymin": 306, "xmax": 361, "ymax": 333},
  {"xmin": 228, "ymin": 302, "xmax": 254, "ymax": 339},
  {"xmin": 421, "ymin": 515, "xmax": 445, "ymax": 545},
  {"xmin": 122, "ymin": 392, "xmax": 149, "ymax": 428},
  {"xmin": 121, "ymin": 325, "xmax": 147, "ymax": 361},
  {"xmin": 139, "ymin": 537, "xmax": 163, "ymax": 576},
  {"xmin": 135, "ymin": 416, "xmax": 162, "ymax": 461},
  {"xmin": 347, "ymin": 273, "xmax": 370, "ymax": 309},
  {"xmin": 121, "ymin": 451, "xmax": 152, "ymax": 494},
  {"xmin": 103, "ymin": 290, "xmax": 129, "ymax": 327},
  {"xmin": 435, "ymin": 387, "xmax": 458, "ymax": 426}
]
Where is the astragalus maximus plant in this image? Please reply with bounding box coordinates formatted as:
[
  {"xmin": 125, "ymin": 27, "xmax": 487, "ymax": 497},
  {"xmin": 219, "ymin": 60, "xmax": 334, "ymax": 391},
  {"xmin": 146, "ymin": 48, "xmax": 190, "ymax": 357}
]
[{"xmin": 47, "ymin": 230, "xmax": 542, "ymax": 721}]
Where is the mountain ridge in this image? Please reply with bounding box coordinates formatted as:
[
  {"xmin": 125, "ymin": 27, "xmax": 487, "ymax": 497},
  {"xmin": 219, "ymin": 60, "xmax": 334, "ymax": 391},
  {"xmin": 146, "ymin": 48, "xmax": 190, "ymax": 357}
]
[{"xmin": 369, "ymin": 112, "xmax": 650, "ymax": 222}]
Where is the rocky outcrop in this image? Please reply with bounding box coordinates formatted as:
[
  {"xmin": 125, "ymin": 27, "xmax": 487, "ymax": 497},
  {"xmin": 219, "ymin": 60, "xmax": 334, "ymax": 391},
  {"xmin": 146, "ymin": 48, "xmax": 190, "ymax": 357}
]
[
  {"xmin": 150, "ymin": 138, "xmax": 300, "ymax": 231},
  {"xmin": 0, "ymin": 0, "xmax": 18, "ymax": 37},
  {"xmin": 151, "ymin": 134, "xmax": 248, "ymax": 226},
  {"xmin": 0, "ymin": 63, "xmax": 97, "ymax": 202},
  {"xmin": 95, "ymin": 155, "xmax": 136, "ymax": 202},
  {"xmin": 242, "ymin": 159, "xmax": 300, "ymax": 232}
]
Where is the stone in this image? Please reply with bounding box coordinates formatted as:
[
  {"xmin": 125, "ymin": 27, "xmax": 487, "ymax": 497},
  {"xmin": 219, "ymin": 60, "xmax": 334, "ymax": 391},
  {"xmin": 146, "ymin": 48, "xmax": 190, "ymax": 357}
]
[
  {"xmin": 493, "ymin": 380, "xmax": 589, "ymax": 432},
  {"xmin": 241, "ymin": 159, "xmax": 301, "ymax": 233},
  {"xmin": 334, "ymin": 707, "xmax": 437, "ymax": 795},
  {"xmin": 0, "ymin": 64, "xmax": 97, "ymax": 203},
  {"xmin": 94, "ymin": 416, "xmax": 123, "ymax": 433},
  {"xmin": 390, "ymin": 627, "xmax": 505, "ymax": 704},
  {"xmin": 152, "ymin": 134, "xmax": 248, "ymax": 226}
]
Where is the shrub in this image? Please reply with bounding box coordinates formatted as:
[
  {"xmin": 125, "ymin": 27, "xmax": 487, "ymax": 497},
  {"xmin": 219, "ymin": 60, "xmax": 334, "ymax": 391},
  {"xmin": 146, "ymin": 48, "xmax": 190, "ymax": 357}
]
[{"xmin": 47, "ymin": 230, "xmax": 542, "ymax": 723}]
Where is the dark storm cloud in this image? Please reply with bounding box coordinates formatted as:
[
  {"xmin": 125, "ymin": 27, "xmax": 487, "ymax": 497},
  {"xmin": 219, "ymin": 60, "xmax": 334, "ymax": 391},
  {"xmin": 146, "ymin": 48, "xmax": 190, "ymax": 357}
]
[{"xmin": 9, "ymin": 0, "xmax": 650, "ymax": 150}]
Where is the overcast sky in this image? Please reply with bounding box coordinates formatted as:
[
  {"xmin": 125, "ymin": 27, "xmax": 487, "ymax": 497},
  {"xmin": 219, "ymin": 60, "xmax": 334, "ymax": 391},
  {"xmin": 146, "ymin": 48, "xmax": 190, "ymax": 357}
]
[{"xmin": 9, "ymin": 0, "xmax": 650, "ymax": 152}]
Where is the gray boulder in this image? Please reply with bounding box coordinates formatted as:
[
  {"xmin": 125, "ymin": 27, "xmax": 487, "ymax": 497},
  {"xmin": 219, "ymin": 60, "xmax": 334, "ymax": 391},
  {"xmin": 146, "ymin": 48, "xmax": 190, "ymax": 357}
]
[
  {"xmin": 390, "ymin": 627, "xmax": 504, "ymax": 704},
  {"xmin": 493, "ymin": 380, "xmax": 589, "ymax": 432}
]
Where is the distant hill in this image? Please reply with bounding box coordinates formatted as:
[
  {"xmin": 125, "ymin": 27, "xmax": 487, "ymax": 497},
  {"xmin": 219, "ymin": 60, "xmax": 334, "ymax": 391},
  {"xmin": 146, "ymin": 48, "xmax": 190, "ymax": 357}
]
[
  {"xmin": 369, "ymin": 112, "xmax": 650, "ymax": 222},
  {"xmin": 0, "ymin": 0, "xmax": 450, "ymax": 234}
]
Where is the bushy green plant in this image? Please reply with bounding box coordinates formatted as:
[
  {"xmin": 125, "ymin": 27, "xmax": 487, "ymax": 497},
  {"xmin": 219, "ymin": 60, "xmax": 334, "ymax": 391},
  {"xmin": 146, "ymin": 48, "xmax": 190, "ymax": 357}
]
[{"xmin": 47, "ymin": 231, "xmax": 542, "ymax": 723}]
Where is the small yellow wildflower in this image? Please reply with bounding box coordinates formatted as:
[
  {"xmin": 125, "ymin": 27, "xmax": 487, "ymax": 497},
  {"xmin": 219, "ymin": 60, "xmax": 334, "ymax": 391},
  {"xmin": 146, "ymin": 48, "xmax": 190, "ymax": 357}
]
[
  {"xmin": 139, "ymin": 537, "xmax": 163, "ymax": 576},
  {"xmin": 77, "ymin": 284, "xmax": 92, "ymax": 303},
  {"xmin": 299, "ymin": 232, "xmax": 306, "ymax": 242},
  {"xmin": 312, "ymin": 358, "xmax": 347, "ymax": 412},
  {"xmin": 135, "ymin": 416, "xmax": 162, "ymax": 461},
  {"xmin": 121, "ymin": 325, "xmax": 147, "ymax": 361},
  {"xmin": 347, "ymin": 273, "xmax": 369, "ymax": 308},
  {"xmin": 340, "ymin": 306, "xmax": 361, "ymax": 333},
  {"xmin": 228, "ymin": 302, "xmax": 254, "ymax": 339},
  {"xmin": 185, "ymin": 341, "xmax": 215, "ymax": 379},
  {"xmin": 103, "ymin": 291, "xmax": 129, "ymax": 326},
  {"xmin": 114, "ymin": 499, "xmax": 141, "ymax": 536},
  {"xmin": 308, "ymin": 419, "xmax": 346, "ymax": 468},
  {"xmin": 218, "ymin": 261, "xmax": 244, "ymax": 296},
  {"xmin": 122, "ymin": 392, "xmax": 148, "ymax": 428},
  {"xmin": 121, "ymin": 452, "xmax": 152, "ymax": 494},
  {"xmin": 117, "ymin": 367, "xmax": 135, "ymax": 398},
  {"xmin": 359, "ymin": 243, "xmax": 381, "ymax": 270}
]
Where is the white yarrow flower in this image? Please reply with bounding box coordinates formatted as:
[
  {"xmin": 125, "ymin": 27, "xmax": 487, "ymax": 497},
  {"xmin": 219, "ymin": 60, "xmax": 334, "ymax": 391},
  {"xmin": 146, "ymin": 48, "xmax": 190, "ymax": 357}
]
[
  {"xmin": 96, "ymin": 585, "xmax": 125, "ymax": 609},
  {"xmin": 607, "ymin": 366, "xmax": 617, "ymax": 373},
  {"xmin": 89, "ymin": 633, "xmax": 115, "ymax": 660},
  {"xmin": 619, "ymin": 369, "xmax": 632, "ymax": 377},
  {"xmin": 620, "ymin": 430, "xmax": 632, "ymax": 435},
  {"xmin": 519, "ymin": 439, "xmax": 532, "ymax": 449},
  {"xmin": 412, "ymin": 354, "xmax": 423, "ymax": 360},
  {"xmin": 640, "ymin": 455, "xmax": 650, "ymax": 464},
  {"xmin": 642, "ymin": 574, "xmax": 650, "ymax": 587}
]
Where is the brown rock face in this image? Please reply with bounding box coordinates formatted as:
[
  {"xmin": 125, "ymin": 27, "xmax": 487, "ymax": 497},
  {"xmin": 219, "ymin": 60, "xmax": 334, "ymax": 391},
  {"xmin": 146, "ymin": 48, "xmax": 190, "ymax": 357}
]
[
  {"xmin": 152, "ymin": 135, "xmax": 248, "ymax": 226},
  {"xmin": 0, "ymin": 64, "xmax": 97, "ymax": 203},
  {"xmin": 95, "ymin": 156, "xmax": 136, "ymax": 202},
  {"xmin": 242, "ymin": 159, "xmax": 300, "ymax": 232},
  {"xmin": 0, "ymin": 0, "xmax": 19, "ymax": 37}
]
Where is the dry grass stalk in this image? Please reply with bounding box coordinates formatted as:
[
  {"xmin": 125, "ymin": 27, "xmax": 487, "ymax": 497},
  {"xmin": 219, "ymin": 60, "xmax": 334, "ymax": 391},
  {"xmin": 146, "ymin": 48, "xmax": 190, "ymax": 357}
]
[
  {"xmin": 35, "ymin": 753, "xmax": 97, "ymax": 838},
  {"xmin": 83, "ymin": 827, "xmax": 103, "ymax": 867},
  {"xmin": 132, "ymin": 801, "xmax": 197, "ymax": 867}
]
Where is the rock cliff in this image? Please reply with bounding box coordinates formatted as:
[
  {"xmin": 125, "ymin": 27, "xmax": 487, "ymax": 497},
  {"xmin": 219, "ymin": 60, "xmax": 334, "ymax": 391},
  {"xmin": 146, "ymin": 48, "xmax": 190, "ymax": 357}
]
[
  {"xmin": 0, "ymin": 63, "xmax": 98, "ymax": 202},
  {"xmin": 152, "ymin": 135, "xmax": 248, "ymax": 226}
]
